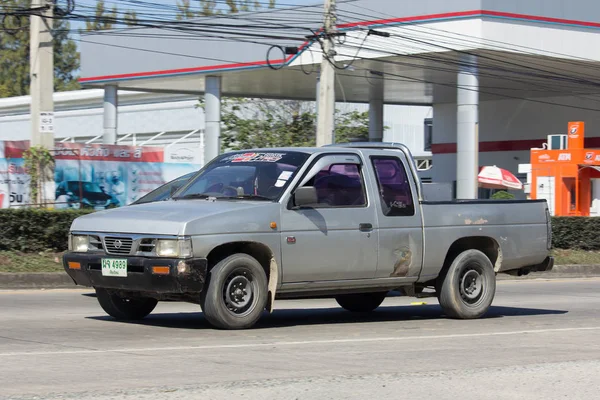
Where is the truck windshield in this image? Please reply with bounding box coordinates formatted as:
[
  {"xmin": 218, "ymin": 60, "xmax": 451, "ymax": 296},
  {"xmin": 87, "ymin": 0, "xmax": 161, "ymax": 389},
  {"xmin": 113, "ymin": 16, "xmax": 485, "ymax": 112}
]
[{"xmin": 173, "ymin": 151, "xmax": 310, "ymax": 201}]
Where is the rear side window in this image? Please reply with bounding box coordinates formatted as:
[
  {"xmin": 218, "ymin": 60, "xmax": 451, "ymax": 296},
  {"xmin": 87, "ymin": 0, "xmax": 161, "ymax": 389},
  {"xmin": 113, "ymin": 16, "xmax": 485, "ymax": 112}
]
[{"xmin": 371, "ymin": 157, "xmax": 415, "ymax": 216}]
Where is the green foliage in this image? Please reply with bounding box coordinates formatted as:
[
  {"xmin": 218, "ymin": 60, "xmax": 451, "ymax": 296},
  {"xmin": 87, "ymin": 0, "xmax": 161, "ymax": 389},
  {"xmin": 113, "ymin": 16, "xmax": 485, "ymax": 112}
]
[
  {"xmin": 83, "ymin": 0, "xmax": 138, "ymax": 31},
  {"xmin": 0, "ymin": 0, "xmax": 81, "ymax": 97},
  {"xmin": 491, "ymin": 191, "xmax": 515, "ymax": 200},
  {"xmin": 198, "ymin": 98, "xmax": 373, "ymax": 151},
  {"xmin": 0, "ymin": 209, "xmax": 92, "ymax": 252},
  {"xmin": 551, "ymin": 217, "xmax": 600, "ymax": 251},
  {"xmin": 176, "ymin": 0, "xmax": 275, "ymax": 18},
  {"xmin": 22, "ymin": 146, "xmax": 55, "ymax": 205},
  {"xmin": 0, "ymin": 210, "xmax": 599, "ymax": 255}
]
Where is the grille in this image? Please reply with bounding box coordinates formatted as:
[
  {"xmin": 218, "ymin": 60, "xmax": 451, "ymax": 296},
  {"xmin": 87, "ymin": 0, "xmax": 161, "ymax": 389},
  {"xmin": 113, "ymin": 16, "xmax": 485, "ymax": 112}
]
[{"xmin": 104, "ymin": 237, "xmax": 133, "ymax": 255}]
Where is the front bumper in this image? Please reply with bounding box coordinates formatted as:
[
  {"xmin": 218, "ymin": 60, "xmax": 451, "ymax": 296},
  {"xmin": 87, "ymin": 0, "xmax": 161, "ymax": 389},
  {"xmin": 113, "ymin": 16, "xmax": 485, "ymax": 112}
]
[{"xmin": 63, "ymin": 252, "xmax": 208, "ymax": 294}]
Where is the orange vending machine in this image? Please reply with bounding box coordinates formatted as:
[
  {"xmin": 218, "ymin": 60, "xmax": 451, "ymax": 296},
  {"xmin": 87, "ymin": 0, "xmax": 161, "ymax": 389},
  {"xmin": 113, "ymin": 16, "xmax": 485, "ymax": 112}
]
[{"xmin": 530, "ymin": 121, "xmax": 600, "ymax": 216}]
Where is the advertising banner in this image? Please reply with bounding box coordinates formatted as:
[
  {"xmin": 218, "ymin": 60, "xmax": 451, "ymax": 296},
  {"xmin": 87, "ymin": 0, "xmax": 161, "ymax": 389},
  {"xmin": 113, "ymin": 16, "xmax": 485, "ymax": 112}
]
[{"xmin": 0, "ymin": 140, "xmax": 202, "ymax": 209}]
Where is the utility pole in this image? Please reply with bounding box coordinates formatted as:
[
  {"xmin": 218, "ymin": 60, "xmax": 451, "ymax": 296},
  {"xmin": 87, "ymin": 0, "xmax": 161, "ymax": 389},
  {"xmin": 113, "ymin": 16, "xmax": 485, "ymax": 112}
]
[
  {"xmin": 30, "ymin": 0, "xmax": 55, "ymax": 149},
  {"xmin": 315, "ymin": 0, "xmax": 336, "ymax": 147}
]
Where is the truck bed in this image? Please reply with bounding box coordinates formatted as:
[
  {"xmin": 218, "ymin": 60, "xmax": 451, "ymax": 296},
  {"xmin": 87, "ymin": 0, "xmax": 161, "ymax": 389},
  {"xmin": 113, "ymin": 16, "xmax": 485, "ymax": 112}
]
[{"xmin": 418, "ymin": 199, "xmax": 550, "ymax": 280}]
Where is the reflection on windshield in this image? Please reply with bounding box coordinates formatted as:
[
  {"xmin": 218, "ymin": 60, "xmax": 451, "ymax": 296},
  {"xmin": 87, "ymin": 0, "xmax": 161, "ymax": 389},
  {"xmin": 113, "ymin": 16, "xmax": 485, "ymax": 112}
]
[{"xmin": 175, "ymin": 151, "xmax": 310, "ymax": 200}]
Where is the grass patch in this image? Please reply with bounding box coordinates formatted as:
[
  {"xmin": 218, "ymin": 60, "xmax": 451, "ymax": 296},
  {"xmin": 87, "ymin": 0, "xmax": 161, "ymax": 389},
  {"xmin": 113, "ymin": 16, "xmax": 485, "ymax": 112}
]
[
  {"xmin": 551, "ymin": 249, "xmax": 600, "ymax": 265},
  {"xmin": 0, "ymin": 251, "xmax": 65, "ymax": 273},
  {"xmin": 1, "ymin": 249, "xmax": 600, "ymax": 274}
]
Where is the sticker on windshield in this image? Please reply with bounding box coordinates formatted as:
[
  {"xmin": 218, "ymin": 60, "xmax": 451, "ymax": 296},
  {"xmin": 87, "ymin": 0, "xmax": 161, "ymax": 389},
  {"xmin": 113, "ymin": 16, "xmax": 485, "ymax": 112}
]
[
  {"xmin": 224, "ymin": 152, "xmax": 285, "ymax": 163},
  {"xmin": 278, "ymin": 171, "xmax": 293, "ymax": 181},
  {"xmin": 275, "ymin": 179, "xmax": 287, "ymax": 187}
]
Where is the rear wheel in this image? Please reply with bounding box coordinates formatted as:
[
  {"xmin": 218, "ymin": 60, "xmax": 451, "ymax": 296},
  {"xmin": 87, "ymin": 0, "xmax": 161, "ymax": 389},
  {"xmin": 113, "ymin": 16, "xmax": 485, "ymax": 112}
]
[
  {"xmin": 437, "ymin": 249, "xmax": 496, "ymax": 319},
  {"xmin": 200, "ymin": 253, "xmax": 268, "ymax": 330},
  {"xmin": 96, "ymin": 288, "xmax": 158, "ymax": 320},
  {"xmin": 335, "ymin": 292, "xmax": 388, "ymax": 312}
]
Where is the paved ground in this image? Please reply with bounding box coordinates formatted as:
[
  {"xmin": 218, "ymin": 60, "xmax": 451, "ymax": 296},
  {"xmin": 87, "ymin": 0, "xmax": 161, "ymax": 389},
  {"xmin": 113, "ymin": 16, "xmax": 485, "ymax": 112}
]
[{"xmin": 1, "ymin": 278, "xmax": 599, "ymax": 400}]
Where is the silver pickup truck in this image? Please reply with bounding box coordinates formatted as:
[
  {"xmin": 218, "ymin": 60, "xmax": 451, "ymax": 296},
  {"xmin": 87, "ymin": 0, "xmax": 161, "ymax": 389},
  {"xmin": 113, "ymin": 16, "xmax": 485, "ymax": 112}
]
[{"xmin": 63, "ymin": 143, "xmax": 553, "ymax": 330}]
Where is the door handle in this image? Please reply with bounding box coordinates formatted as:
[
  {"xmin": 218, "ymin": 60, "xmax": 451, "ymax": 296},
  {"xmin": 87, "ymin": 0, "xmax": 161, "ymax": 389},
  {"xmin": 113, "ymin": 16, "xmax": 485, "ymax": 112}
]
[{"xmin": 359, "ymin": 223, "xmax": 373, "ymax": 232}]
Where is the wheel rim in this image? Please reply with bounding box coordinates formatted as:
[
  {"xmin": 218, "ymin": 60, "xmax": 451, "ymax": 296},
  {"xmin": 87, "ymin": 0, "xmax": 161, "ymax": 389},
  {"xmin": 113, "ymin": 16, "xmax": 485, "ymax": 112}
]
[
  {"xmin": 223, "ymin": 267, "xmax": 258, "ymax": 317},
  {"xmin": 459, "ymin": 265, "xmax": 486, "ymax": 306}
]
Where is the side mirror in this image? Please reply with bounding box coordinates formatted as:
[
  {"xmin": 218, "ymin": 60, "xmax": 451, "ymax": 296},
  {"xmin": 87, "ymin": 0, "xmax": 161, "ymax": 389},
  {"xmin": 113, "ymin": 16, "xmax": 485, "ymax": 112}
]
[{"xmin": 293, "ymin": 186, "xmax": 318, "ymax": 208}]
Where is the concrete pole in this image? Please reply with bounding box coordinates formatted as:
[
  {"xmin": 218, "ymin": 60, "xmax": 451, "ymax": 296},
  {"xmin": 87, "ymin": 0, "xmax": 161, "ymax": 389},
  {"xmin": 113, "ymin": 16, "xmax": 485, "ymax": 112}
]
[
  {"xmin": 456, "ymin": 54, "xmax": 479, "ymax": 199},
  {"xmin": 30, "ymin": 0, "xmax": 54, "ymax": 149},
  {"xmin": 368, "ymin": 74, "xmax": 384, "ymax": 142},
  {"xmin": 204, "ymin": 76, "xmax": 222, "ymax": 163},
  {"xmin": 103, "ymin": 85, "xmax": 118, "ymax": 144},
  {"xmin": 315, "ymin": 0, "xmax": 336, "ymax": 147}
]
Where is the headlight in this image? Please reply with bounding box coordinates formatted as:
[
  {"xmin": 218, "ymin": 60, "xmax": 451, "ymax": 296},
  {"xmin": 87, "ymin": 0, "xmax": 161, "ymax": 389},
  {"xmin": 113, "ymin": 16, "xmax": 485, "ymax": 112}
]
[
  {"xmin": 156, "ymin": 238, "xmax": 193, "ymax": 258},
  {"xmin": 71, "ymin": 235, "xmax": 89, "ymax": 252}
]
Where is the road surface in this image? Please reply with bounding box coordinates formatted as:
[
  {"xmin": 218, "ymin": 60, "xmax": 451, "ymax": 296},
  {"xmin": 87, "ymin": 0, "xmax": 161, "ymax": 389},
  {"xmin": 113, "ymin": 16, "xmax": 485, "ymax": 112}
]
[{"xmin": 1, "ymin": 278, "xmax": 599, "ymax": 399}]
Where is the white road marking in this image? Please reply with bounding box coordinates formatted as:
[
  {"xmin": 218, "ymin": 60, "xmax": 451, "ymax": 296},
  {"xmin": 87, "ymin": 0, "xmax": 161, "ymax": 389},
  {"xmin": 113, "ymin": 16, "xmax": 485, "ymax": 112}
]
[{"xmin": 0, "ymin": 326, "xmax": 599, "ymax": 358}]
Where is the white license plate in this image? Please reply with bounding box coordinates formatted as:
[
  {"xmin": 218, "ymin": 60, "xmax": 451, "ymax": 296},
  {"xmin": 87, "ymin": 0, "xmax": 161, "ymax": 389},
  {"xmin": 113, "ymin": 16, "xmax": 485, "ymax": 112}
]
[{"xmin": 101, "ymin": 259, "xmax": 128, "ymax": 277}]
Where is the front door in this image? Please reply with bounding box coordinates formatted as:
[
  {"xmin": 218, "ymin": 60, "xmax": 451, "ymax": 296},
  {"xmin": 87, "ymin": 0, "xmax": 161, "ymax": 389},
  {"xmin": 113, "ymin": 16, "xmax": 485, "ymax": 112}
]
[{"xmin": 280, "ymin": 154, "xmax": 378, "ymax": 283}]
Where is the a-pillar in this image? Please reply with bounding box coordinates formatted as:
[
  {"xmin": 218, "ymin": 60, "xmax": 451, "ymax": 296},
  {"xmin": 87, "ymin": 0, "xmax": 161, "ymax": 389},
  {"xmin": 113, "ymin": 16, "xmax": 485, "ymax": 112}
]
[
  {"xmin": 456, "ymin": 54, "xmax": 479, "ymax": 199},
  {"xmin": 204, "ymin": 76, "xmax": 221, "ymax": 164},
  {"xmin": 368, "ymin": 73, "xmax": 384, "ymax": 142},
  {"xmin": 103, "ymin": 85, "xmax": 118, "ymax": 145}
]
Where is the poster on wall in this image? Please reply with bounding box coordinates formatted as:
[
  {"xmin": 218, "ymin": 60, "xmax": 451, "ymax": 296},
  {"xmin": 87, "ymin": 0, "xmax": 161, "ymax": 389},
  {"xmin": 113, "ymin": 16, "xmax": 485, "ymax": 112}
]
[
  {"xmin": 0, "ymin": 141, "xmax": 31, "ymax": 209},
  {"xmin": 0, "ymin": 141, "xmax": 202, "ymax": 209}
]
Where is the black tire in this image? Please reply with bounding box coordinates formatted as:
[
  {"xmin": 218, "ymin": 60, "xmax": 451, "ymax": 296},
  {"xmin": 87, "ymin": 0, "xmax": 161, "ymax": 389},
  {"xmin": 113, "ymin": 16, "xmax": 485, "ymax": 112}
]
[
  {"xmin": 96, "ymin": 288, "xmax": 158, "ymax": 320},
  {"xmin": 437, "ymin": 249, "xmax": 496, "ymax": 319},
  {"xmin": 335, "ymin": 292, "xmax": 388, "ymax": 312},
  {"xmin": 200, "ymin": 253, "xmax": 268, "ymax": 330}
]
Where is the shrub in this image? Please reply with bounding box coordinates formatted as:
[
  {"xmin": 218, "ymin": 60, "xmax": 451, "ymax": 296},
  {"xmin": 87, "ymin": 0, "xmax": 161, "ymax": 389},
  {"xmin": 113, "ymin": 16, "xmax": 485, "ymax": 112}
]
[
  {"xmin": 491, "ymin": 191, "xmax": 515, "ymax": 200},
  {"xmin": 0, "ymin": 209, "xmax": 92, "ymax": 252},
  {"xmin": 551, "ymin": 217, "xmax": 600, "ymax": 250},
  {"xmin": 0, "ymin": 209, "xmax": 599, "ymax": 253}
]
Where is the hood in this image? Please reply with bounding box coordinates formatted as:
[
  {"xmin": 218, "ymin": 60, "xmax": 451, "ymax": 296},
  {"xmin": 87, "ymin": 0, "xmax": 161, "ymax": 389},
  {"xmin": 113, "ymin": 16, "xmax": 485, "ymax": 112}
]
[{"xmin": 70, "ymin": 199, "xmax": 281, "ymax": 236}]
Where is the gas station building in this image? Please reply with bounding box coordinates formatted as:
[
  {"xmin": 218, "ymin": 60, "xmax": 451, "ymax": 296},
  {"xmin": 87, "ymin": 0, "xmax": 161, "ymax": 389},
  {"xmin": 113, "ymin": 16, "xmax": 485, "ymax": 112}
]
[{"xmin": 58, "ymin": 0, "xmax": 600, "ymax": 209}]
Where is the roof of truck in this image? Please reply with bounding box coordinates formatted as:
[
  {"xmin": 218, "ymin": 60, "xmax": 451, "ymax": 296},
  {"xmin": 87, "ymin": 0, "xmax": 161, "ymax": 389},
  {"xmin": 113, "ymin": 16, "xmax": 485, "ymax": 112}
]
[{"xmin": 236, "ymin": 142, "xmax": 412, "ymax": 155}]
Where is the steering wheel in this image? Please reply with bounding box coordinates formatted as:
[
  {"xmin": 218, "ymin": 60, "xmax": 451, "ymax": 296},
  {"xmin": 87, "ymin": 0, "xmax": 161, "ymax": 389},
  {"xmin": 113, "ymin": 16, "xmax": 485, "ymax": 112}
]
[{"xmin": 205, "ymin": 183, "xmax": 240, "ymax": 197}]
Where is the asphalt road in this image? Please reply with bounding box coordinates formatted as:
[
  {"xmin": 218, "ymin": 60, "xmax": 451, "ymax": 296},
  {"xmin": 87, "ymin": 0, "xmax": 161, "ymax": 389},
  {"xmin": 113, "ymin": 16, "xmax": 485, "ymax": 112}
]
[{"xmin": 1, "ymin": 278, "xmax": 600, "ymax": 400}]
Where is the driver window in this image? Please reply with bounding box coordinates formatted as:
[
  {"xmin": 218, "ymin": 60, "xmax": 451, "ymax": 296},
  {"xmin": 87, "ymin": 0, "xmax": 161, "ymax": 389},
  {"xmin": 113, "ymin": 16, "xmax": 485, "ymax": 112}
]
[{"xmin": 302, "ymin": 163, "xmax": 367, "ymax": 207}]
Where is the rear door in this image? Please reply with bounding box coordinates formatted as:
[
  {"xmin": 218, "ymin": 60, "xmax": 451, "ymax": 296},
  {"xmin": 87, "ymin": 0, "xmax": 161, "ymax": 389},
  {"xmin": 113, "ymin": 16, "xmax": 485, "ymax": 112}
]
[
  {"xmin": 280, "ymin": 153, "xmax": 378, "ymax": 283},
  {"xmin": 367, "ymin": 152, "xmax": 424, "ymax": 279}
]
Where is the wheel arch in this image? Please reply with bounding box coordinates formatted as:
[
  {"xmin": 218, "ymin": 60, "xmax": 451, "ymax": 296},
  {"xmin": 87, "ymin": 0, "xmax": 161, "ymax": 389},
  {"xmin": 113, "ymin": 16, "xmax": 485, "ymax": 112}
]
[
  {"xmin": 441, "ymin": 236, "xmax": 502, "ymax": 273},
  {"xmin": 206, "ymin": 241, "xmax": 279, "ymax": 313}
]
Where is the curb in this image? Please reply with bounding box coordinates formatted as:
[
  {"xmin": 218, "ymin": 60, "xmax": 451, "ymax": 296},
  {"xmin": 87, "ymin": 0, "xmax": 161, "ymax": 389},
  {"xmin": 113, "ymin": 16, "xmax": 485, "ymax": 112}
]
[
  {"xmin": 1, "ymin": 265, "xmax": 600, "ymax": 289},
  {"xmin": 0, "ymin": 272, "xmax": 76, "ymax": 289}
]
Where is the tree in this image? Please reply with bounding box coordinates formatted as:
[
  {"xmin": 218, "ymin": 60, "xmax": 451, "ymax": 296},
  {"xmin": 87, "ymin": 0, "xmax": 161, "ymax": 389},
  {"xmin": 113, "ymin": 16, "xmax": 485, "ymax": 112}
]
[
  {"xmin": 0, "ymin": 0, "xmax": 81, "ymax": 98},
  {"xmin": 83, "ymin": 0, "xmax": 138, "ymax": 32},
  {"xmin": 176, "ymin": 0, "xmax": 275, "ymax": 18},
  {"xmin": 203, "ymin": 98, "xmax": 373, "ymax": 151}
]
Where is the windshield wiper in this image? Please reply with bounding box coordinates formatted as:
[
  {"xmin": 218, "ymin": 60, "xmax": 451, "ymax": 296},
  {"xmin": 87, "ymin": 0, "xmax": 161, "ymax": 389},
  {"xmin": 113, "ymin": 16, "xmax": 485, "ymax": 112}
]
[
  {"xmin": 173, "ymin": 193, "xmax": 213, "ymax": 200},
  {"xmin": 220, "ymin": 194, "xmax": 274, "ymax": 201}
]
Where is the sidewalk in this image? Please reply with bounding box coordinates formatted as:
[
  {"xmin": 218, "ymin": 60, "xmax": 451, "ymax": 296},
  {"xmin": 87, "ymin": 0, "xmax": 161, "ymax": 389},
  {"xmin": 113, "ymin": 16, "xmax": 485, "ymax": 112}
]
[{"xmin": 1, "ymin": 265, "xmax": 599, "ymax": 290}]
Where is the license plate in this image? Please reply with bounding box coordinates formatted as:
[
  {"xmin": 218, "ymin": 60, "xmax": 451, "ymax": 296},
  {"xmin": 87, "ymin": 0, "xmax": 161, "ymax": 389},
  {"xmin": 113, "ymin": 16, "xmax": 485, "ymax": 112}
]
[{"xmin": 101, "ymin": 259, "xmax": 128, "ymax": 277}]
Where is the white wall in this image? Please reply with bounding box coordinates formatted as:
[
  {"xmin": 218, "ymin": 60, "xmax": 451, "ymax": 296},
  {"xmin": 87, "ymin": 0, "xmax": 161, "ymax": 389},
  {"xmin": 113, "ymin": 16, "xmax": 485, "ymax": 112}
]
[
  {"xmin": 0, "ymin": 93, "xmax": 432, "ymax": 160},
  {"xmin": 0, "ymin": 99, "xmax": 205, "ymax": 141},
  {"xmin": 431, "ymin": 95, "xmax": 600, "ymax": 183}
]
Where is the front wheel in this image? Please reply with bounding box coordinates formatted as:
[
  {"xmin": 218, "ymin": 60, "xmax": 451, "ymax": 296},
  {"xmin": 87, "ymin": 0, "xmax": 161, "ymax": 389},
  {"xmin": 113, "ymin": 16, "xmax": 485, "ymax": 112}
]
[
  {"xmin": 200, "ymin": 254, "xmax": 268, "ymax": 330},
  {"xmin": 96, "ymin": 288, "xmax": 158, "ymax": 320},
  {"xmin": 335, "ymin": 292, "xmax": 388, "ymax": 312},
  {"xmin": 437, "ymin": 249, "xmax": 496, "ymax": 319}
]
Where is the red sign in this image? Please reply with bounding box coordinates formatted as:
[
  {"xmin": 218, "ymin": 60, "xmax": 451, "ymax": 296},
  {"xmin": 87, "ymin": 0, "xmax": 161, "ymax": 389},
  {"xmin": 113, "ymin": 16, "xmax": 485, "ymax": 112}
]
[{"xmin": 3, "ymin": 141, "xmax": 164, "ymax": 163}]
